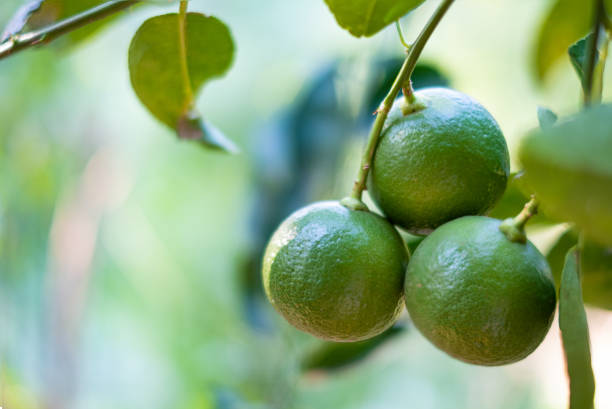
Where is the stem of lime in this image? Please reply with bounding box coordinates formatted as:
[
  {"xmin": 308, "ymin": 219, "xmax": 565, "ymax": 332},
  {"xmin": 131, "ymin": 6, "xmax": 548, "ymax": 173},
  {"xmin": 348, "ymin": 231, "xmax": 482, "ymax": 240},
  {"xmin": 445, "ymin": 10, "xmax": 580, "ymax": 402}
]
[
  {"xmin": 343, "ymin": 0, "xmax": 455, "ymax": 211},
  {"xmin": 499, "ymin": 196, "xmax": 539, "ymax": 243},
  {"xmin": 584, "ymin": 0, "xmax": 607, "ymax": 106}
]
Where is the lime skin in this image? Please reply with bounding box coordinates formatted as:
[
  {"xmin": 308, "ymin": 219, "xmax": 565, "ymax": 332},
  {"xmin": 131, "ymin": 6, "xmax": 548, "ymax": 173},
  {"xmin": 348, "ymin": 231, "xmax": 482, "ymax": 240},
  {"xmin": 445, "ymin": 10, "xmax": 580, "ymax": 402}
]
[
  {"xmin": 405, "ymin": 216, "xmax": 557, "ymax": 366},
  {"xmin": 368, "ymin": 87, "xmax": 510, "ymax": 234},
  {"xmin": 262, "ymin": 201, "xmax": 409, "ymax": 342}
]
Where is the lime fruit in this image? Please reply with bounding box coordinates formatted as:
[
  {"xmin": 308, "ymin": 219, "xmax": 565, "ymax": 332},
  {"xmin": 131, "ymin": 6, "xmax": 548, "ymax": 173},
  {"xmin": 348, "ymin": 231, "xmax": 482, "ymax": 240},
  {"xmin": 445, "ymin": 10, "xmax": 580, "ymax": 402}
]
[
  {"xmin": 548, "ymin": 230, "xmax": 612, "ymax": 310},
  {"xmin": 262, "ymin": 201, "xmax": 409, "ymax": 342},
  {"xmin": 405, "ymin": 216, "xmax": 556, "ymax": 366},
  {"xmin": 519, "ymin": 104, "xmax": 612, "ymax": 247},
  {"xmin": 368, "ymin": 87, "xmax": 510, "ymax": 234}
]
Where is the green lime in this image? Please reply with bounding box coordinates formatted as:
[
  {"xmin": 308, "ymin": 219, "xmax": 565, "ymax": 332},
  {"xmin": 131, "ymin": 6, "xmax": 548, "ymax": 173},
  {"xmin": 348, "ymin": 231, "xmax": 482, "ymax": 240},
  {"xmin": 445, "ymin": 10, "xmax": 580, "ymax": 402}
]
[
  {"xmin": 262, "ymin": 201, "xmax": 408, "ymax": 342},
  {"xmin": 548, "ymin": 230, "xmax": 612, "ymax": 310},
  {"xmin": 368, "ymin": 87, "xmax": 510, "ymax": 234},
  {"xmin": 519, "ymin": 104, "xmax": 612, "ymax": 247},
  {"xmin": 405, "ymin": 216, "xmax": 556, "ymax": 366}
]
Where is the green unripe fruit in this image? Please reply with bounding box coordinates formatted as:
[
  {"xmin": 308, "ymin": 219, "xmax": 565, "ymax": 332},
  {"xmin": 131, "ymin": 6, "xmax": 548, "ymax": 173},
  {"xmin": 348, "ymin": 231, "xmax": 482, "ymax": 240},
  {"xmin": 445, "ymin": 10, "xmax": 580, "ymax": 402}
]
[
  {"xmin": 262, "ymin": 201, "xmax": 409, "ymax": 342},
  {"xmin": 405, "ymin": 216, "xmax": 556, "ymax": 366},
  {"xmin": 368, "ymin": 87, "xmax": 510, "ymax": 234}
]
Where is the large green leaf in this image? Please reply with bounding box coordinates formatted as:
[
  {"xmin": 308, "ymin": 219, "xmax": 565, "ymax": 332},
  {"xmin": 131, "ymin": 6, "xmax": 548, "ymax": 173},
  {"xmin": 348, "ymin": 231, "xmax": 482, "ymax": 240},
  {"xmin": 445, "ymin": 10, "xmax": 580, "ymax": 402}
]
[
  {"xmin": 519, "ymin": 104, "xmax": 612, "ymax": 247},
  {"xmin": 559, "ymin": 247, "xmax": 595, "ymax": 409},
  {"xmin": 533, "ymin": 0, "xmax": 612, "ymax": 81},
  {"xmin": 128, "ymin": 13, "xmax": 237, "ymax": 151},
  {"xmin": 323, "ymin": 0, "xmax": 427, "ymax": 37}
]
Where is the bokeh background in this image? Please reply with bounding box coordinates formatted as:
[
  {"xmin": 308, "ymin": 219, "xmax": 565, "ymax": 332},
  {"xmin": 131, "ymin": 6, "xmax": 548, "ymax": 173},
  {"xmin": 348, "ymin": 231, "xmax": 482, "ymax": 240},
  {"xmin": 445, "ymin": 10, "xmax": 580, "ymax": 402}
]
[{"xmin": 1, "ymin": 0, "xmax": 612, "ymax": 408}]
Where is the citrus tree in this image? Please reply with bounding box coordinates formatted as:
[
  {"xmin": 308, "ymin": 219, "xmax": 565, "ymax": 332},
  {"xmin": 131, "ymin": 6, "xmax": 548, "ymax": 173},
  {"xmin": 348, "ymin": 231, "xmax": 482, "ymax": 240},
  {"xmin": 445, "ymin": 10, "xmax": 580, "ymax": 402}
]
[{"xmin": 1, "ymin": 1, "xmax": 611, "ymax": 408}]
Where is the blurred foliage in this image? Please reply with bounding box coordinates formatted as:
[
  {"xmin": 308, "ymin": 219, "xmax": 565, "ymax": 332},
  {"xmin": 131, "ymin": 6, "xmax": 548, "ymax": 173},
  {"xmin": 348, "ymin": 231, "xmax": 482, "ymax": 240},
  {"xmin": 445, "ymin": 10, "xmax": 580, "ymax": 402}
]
[
  {"xmin": 302, "ymin": 326, "xmax": 404, "ymax": 372},
  {"xmin": 488, "ymin": 172, "xmax": 556, "ymax": 226},
  {"xmin": 533, "ymin": 0, "xmax": 612, "ymax": 81},
  {"xmin": 519, "ymin": 104, "xmax": 612, "ymax": 247}
]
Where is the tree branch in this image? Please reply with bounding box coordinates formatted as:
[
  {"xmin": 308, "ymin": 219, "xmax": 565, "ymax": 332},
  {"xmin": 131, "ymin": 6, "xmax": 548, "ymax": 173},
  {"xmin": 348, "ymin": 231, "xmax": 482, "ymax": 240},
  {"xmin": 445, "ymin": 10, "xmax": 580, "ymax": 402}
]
[{"xmin": 0, "ymin": 0, "xmax": 140, "ymax": 61}]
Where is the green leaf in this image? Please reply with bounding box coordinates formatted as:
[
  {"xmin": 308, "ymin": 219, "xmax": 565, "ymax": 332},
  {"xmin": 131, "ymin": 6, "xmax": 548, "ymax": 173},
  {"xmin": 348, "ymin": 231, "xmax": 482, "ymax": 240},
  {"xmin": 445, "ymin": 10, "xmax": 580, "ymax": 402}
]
[
  {"xmin": 548, "ymin": 229, "xmax": 578, "ymax": 289},
  {"xmin": 549, "ymin": 231, "xmax": 612, "ymax": 310},
  {"xmin": 519, "ymin": 104, "xmax": 612, "ymax": 247},
  {"xmin": 128, "ymin": 13, "xmax": 235, "ymax": 151},
  {"xmin": 301, "ymin": 326, "xmax": 404, "ymax": 371},
  {"xmin": 1, "ymin": 0, "xmax": 44, "ymax": 42},
  {"xmin": 568, "ymin": 33, "xmax": 598, "ymax": 93},
  {"xmin": 537, "ymin": 106, "xmax": 558, "ymax": 129},
  {"xmin": 323, "ymin": 0, "xmax": 427, "ymax": 37},
  {"xmin": 559, "ymin": 247, "xmax": 595, "ymax": 409},
  {"xmin": 532, "ymin": 0, "xmax": 612, "ymax": 81}
]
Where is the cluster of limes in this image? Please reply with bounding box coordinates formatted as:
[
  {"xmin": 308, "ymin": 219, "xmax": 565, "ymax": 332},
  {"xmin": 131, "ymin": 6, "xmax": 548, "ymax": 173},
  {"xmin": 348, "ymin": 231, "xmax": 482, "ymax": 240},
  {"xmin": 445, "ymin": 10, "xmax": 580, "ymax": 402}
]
[{"xmin": 262, "ymin": 87, "xmax": 558, "ymax": 366}]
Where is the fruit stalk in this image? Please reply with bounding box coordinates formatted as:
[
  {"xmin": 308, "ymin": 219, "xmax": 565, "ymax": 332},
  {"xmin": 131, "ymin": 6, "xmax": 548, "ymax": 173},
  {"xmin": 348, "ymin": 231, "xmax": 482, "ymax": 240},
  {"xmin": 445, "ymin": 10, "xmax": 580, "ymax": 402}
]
[
  {"xmin": 348, "ymin": 0, "xmax": 455, "ymax": 206},
  {"xmin": 0, "ymin": 0, "xmax": 140, "ymax": 61},
  {"xmin": 499, "ymin": 196, "xmax": 539, "ymax": 243}
]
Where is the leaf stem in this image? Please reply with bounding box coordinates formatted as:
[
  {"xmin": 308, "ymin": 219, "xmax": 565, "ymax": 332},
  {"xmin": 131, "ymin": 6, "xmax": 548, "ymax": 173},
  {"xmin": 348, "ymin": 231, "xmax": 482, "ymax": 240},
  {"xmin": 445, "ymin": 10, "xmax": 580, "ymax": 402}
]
[
  {"xmin": 347, "ymin": 0, "xmax": 455, "ymax": 205},
  {"xmin": 178, "ymin": 0, "xmax": 195, "ymax": 111},
  {"xmin": 0, "ymin": 0, "xmax": 140, "ymax": 61},
  {"xmin": 583, "ymin": 0, "xmax": 606, "ymax": 106},
  {"xmin": 395, "ymin": 21, "xmax": 411, "ymax": 49}
]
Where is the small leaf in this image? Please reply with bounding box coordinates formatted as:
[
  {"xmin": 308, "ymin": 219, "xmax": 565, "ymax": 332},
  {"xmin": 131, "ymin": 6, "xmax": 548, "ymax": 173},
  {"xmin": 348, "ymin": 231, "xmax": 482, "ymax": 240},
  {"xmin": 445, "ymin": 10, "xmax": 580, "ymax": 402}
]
[
  {"xmin": 323, "ymin": 0, "xmax": 427, "ymax": 37},
  {"xmin": 128, "ymin": 13, "xmax": 235, "ymax": 149},
  {"xmin": 537, "ymin": 106, "xmax": 558, "ymax": 129},
  {"xmin": 568, "ymin": 33, "xmax": 598, "ymax": 93},
  {"xmin": 301, "ymin": 326, "xmax": 404, "ymax": 371},
  {"xmin": 177, "ymin": 112, "xmax": 239, "ymax": 153},
  {"xmin": 559, "ymin": 247, "xmax": 595, "ymax": 409},
  {"xmin": 1, "ymin": 0, "xmax": 44, "ymax": 42}
]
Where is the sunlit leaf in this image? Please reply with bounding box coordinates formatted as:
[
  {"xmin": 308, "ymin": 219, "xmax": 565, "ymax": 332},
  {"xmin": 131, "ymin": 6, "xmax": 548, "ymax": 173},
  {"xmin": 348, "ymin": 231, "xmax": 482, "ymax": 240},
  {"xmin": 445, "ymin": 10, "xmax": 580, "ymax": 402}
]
[
  {"xmin": 128, "ymin": 13, "xmax": 235, "ymax": 151},
  {"xmin": 559, "ymin": 247, "xmax": 595, "ymax": 409},
  {"xmin": 323, "ymin": 0, "xmax": 427, "ymax": 37},
  {"xmin": 519, "ymin": 104, "xmax": 612, "ymax": 247}
]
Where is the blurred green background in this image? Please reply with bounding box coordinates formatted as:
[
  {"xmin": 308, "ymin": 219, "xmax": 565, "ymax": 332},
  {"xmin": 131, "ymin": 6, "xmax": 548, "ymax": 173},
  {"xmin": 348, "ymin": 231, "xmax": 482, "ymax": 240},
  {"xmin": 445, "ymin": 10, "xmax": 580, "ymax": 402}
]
[{"xmin": 1, "ymin": 1, "xmax": 612, "ymax": 408}]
